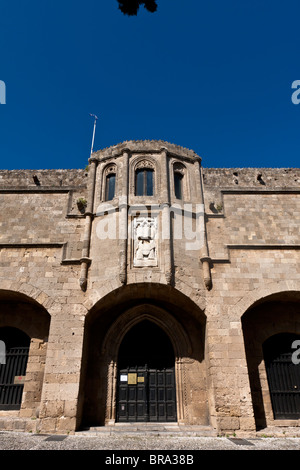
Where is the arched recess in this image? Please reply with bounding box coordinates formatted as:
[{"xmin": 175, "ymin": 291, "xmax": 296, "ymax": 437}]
[
  {"xmin": 102, "ymin": 304, "xmax": 192, "ymax": 359},
  {"xmin": 242, "ymin": 290, "xmax": 300, "ymax": 430},
  {"xmin": 0, "ymin": 288, "xmax": 51, "ymax": 418},
  {"xmin": 171, "ymin": 161, "xmax": 189, "ymax": 201},
  {"xmin": 77, "ymin": 283, "xmax": 207, "ymax": 429},
  {"xmin": 102, "ymin": 304, "xmax": 192, "ymax": 425}
]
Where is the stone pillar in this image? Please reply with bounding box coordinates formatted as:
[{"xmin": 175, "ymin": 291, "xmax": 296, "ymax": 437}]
[
  {"xmin": 38, "ymin": 302, "xmax": 86, "ymax": 434},
  {"xmin": 160, "ymin": 147, "xmax": 173, "ymax": 284},
  {"xmin": 205, "ymin": 303, "xmax": 256, "ymax": 434},
  {"xmin": 20, "ymin": 337, "xmax": 48, "ymax": 419},
  {"xmin": 119, "ymin": 149, "xmax": 129, "ymax": 284}
]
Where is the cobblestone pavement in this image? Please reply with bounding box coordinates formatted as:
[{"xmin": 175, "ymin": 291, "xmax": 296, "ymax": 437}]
[{"xmin": 0, "ymin": 430, "xmax": 299, "ymax": 451}]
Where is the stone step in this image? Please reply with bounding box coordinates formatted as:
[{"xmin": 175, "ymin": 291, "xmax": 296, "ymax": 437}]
[{"xmin": 77, "ymin": 424, "xmax": 217, "ymax": 437}]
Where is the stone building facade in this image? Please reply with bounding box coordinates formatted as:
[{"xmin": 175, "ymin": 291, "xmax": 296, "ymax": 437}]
[{"xmin": 0, "ymin": 140, "xmax": 299, "ymax": 435}]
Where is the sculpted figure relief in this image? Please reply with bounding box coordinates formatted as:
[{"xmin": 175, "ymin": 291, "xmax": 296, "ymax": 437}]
[{"xmin": 133, "ymin": 217, "xmax": 158, "ymax": 266}]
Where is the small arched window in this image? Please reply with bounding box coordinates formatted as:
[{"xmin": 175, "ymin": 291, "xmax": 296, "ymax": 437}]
[
  {"xmin": 173, "ymin": 163, "xmax": 186, "ymax": 200},
  {"xmin": 105, "ymin": 173, "xmax": 116, "ymax": 201},
  {"xmin": 174, "ymin": 172, "xmax": 183, "ymax": 200},
  {"xmin": 104, "ymin": 165, "xmax": 117, "ymax": 201},
  {"xmin": 134, "ymin": 160, "xmax": 155, "ymax": 196}
]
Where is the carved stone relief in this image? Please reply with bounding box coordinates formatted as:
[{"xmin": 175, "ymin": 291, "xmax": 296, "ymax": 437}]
[
  {"xmin": 133, "ymin": 217, "xmax": 158, "ymax": 267},
  {"xmin": 173, "ymin": 162, "xmax": 186, "ymax": 174},
  {"xmin": 135, "ymin": 159, "xmax": 155, "ymax": 170}
]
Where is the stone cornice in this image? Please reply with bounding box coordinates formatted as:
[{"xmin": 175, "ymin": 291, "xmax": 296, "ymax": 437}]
[{"xmin": 91, "ymin": 140, "xmax": 201, "ymax": 162}]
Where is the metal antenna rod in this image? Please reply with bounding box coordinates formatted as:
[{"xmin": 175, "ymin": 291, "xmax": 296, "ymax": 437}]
[{"xmin": 89, "ymin": 113, "xmax": 98, "ymax": 155}]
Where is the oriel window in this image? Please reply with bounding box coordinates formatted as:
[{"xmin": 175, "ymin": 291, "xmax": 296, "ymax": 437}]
[
  {"xmin": 135, "ymin": 168, "xmax": 154, "ymax": 196},
  {"xmin": 105, "ymin": 173, "xmax": 116, "ymax": 201}
]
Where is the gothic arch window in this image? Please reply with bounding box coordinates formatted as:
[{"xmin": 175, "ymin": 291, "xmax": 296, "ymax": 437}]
[
  {"xmin": 103, "ymin": 164, "xmax": 117, "ymax": 201},
  {"xmin": 134, "ymin": 160, "xmax": 155, "ymax": 197},
  {"xmin": 173, "ymin": 162, "xmax": 186, "ymax": 200}
]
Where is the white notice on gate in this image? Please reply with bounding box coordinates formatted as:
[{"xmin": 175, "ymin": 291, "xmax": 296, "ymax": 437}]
[{"xmin": 120, "ymin": 375, "xmax": 127, "ymax": 382}]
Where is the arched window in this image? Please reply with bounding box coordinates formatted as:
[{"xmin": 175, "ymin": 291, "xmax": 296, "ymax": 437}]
[
  {"xmin": 104, "ymin": 165, "xmax": 117, "ymax": 201},
  {"xmin": 173, "ymin": 162, "xmax": 186, "ymax": 200},
  {"xmin": 105, "ymin": 173, "xmax": 116, "ymax": 201},
  {"xmin": 174, "ymin": 172, "xmax": 183, "ymax": 200},
  {"xmin": 136, "ymin": 168, "xmax": 154, "ymax": 196},
  {"xmin": 134, "ymin": 160, "xmax": 155, "ymax": 196}
]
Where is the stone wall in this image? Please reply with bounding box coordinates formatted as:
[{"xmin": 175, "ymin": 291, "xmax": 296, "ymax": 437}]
[
  {"xmin": 0, "ymin": 142, "xmax": 299, "ymax": 435},
  {"xmin": 0, "ymin": 168, "xmax": 89, "ymax": 433}
]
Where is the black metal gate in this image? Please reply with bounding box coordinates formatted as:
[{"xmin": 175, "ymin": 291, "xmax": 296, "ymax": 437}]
[
  {"xmin": 117, "ymin": 366, "xmax": 177, "ymax": 422},
  {"xmin": 0, "ymin": 328, "xmax": 30, "ymax": 410},
  {"xmin": 263, "ymin": 333, "xmax": 300, "ymax": 419}
]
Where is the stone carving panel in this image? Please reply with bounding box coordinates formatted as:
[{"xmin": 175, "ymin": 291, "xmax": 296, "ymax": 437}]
[{"xmin": 133, "ymin": 217, "xmax": 158, "ymax": 267}]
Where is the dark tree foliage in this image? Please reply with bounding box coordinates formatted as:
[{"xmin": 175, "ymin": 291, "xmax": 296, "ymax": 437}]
[{"xmin": 117, "ymin": 0, "xmax": 158, "ymax": 16}]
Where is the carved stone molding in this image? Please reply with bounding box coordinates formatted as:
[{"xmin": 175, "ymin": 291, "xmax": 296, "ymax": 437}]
[
  {"xmin": 173, "ymin": 162, "xmax": 186, "ymax": 174},
  {"xmin": 135, "ymin": 159, "xmax": 155, "ymax": 170},
  {"xmin": 104, "ymin": 164, "xmax": 117, "ymax": 176}
]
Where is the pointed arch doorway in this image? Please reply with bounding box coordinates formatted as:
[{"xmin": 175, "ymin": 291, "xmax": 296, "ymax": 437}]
[
  {"xmin": 80, "ymin": 299, "xmax": 203, "ymax": 428},
  {"xmin": 117, "ymin": 320, "xmax": 177, "ymax": 422}
]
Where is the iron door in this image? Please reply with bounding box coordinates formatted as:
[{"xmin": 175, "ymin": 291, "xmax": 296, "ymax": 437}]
[
  {"xmin": 117, "ymin": 366, "xmax": 177, "ymax": 422},
  {"xmin": 263, "ymin": 333, "xmax": 300, "ymax": 419}
]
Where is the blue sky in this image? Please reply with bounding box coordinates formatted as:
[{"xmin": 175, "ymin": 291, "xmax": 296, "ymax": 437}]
[{"xmin": 1, "ymin": 0, "xmax": 300, "ymax": 169}]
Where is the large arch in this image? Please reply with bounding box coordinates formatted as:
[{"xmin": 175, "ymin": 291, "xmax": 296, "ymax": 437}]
[
  {"xmin": 242, "ymin": 290, "xmax": 300, "ymax": 430},
  {"xmin": 77, "ymin": 283, "xmax": 207, "ymax": 429},
  {"xmin": 0, "ymin": 280, "xmax": 57, "ymax": 312},
  {"xmin": 232, "ymin": 280, "xmax": 300, "ymax": 320},
  {"xmin": 0, "ymin": 287, "xmax": 51, "ymax": 419}
]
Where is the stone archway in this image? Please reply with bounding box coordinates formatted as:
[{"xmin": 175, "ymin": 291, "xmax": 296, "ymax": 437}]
[
  {"xmin": 0, "ymin": 288, "xmax": 51, "ymax": 420},
  {"xmin": 242, "ymin": 291, "xmax": 300, "ymax": 430},
  {"xmin": 102, "ymin": 304, "xmax": 192, "ymax": 425},
  {"xmin": 78, "ymin": 284, "xmax": 208, "ymax": 429}
]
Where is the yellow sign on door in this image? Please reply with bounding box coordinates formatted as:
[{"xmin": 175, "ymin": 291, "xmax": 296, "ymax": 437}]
[{"xmin": 128, "ymin": 373, "xmax": 137, "ymax": 385}]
